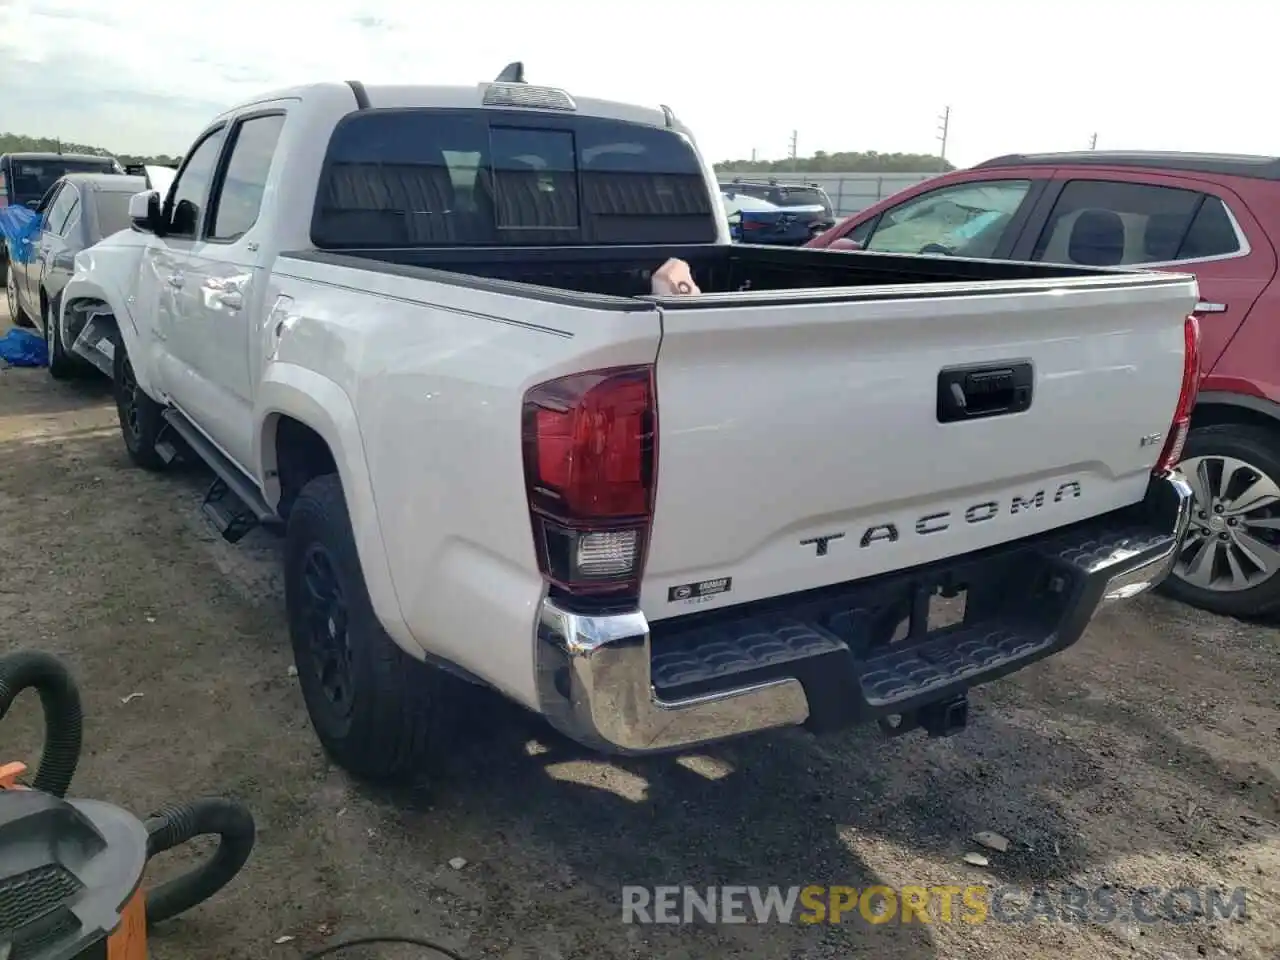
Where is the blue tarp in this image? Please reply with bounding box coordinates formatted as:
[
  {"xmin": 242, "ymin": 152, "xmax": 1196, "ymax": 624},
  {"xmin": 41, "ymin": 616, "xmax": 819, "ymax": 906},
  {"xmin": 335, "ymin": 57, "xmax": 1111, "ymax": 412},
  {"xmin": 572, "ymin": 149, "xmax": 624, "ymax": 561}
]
[
  {"xmin": 0, "ymin": 328, "xmax": 48, "ymax": 367},
  {"xmin": 0, "ymin": 205, "xmax": 40, "ymax": 265}
]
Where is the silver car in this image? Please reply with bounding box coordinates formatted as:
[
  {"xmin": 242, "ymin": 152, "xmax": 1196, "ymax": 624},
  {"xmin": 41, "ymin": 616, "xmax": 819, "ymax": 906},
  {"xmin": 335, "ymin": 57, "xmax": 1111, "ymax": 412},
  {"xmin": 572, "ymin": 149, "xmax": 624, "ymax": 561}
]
[{"xmin": 6, "ymin": 173, "xmax": 146, "ymax": 378}]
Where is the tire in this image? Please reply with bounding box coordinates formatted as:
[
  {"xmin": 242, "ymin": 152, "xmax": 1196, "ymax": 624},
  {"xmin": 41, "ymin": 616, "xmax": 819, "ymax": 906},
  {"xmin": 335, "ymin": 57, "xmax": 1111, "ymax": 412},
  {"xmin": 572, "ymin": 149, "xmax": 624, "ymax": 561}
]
[
  {"xmin": 1159, "ymin": 422, "xmax": 1280, "ymax": 617},
  {"xmin": 285, "ymin": 473, "xmax": 457, "ymax": 783},
  {"xmin": 111, "ymin": 334, "xmax": 168, "ymax": 471},
  {"xmin": 44, "ymin": 294, "xmax": 77, "ymax": 381},
  {"xmin": 5, "ymin": 261, "xmax": 33, "ymax": 329}
]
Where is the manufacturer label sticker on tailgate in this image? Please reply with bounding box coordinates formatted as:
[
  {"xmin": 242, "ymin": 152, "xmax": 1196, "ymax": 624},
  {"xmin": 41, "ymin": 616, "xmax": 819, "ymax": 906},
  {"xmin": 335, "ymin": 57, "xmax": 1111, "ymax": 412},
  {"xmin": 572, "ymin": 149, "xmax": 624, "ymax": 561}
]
[{"xmin": 668, "ymin": 577, "xmax": 733, "ymax": 604}]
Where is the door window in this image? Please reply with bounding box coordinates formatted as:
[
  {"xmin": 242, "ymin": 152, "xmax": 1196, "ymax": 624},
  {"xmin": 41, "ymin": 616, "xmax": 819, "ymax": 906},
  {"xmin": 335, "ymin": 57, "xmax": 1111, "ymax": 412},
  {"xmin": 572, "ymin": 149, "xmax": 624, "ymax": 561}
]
[
  {"xmin": 862, "ymin": 180, "xmax": 1031, "ymax": 257},
  {"xmin": 1030, "ymin": 180, "xmax": 1244, "ymax": 267},
  {"xmin": 208, "ymin": 114, "xmax": 286, "ymax": 242},
  {"xmin": 166, "ymin": 127, "xmax": 227, "ymax": 239},
  {"xmin": 58, "ymin": 198, "xmax": 81, "ymax": 238},
  {"xmin": 44, "ymin": 186, "xmax": 77, "ymax": 235}
]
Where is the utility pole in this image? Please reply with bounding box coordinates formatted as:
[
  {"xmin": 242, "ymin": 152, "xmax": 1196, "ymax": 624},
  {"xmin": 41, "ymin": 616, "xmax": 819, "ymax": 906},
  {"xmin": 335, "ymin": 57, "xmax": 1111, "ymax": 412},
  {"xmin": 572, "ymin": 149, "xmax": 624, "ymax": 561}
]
[
  {"xmin": 789, "ymin": 130, "xmax": 798, "ymax": 172},
  {"xmin": 1089, "ymin": 132, "xmax": 1098, "ymax": 150},
  {"xmin": 55, "ymin": 137, "xmax": 62, "ymax": 155},
  {"xmin": 936, "ymin": 106, "xmax": 950, "ymax": 170}
]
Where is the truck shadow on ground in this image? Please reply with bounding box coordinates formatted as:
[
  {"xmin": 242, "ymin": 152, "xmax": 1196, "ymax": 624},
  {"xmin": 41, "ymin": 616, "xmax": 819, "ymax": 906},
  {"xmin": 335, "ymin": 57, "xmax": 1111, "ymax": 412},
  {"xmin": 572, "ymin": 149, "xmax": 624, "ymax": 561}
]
[{"xmin": 352, "ymin": 663, "xmax": 1276, "ymax": 954}]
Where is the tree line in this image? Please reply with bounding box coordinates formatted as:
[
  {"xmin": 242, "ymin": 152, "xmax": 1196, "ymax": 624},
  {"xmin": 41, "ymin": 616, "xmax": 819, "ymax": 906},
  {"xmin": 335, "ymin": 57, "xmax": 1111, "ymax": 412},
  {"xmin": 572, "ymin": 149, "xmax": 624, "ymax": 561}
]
[
  {"xmin": 714, "ymin": 150, "xmax": 953, "ymax": 174},
  {"xmin": 0, "ymin": 132, "xmax": 179, "ymax": 167},
  {"xmin": 3, "ymin": 131, "xmax": 951, "ymax": 175}
]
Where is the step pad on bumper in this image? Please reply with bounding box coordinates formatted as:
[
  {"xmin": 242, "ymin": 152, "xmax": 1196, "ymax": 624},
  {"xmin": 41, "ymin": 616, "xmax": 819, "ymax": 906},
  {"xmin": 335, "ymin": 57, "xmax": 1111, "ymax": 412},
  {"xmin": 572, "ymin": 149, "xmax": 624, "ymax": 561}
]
[{"xmin": 651, "ymin": 621, "xmax": 846, "ymax": 691}]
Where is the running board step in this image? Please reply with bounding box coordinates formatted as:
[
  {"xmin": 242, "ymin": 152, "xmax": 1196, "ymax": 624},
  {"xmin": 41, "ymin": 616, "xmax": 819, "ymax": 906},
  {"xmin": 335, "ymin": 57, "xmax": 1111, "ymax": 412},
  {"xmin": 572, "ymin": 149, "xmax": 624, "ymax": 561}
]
[
  {"xmin": 69, "ymin": 311, "xmax": 116, "ymax": 377},
  {"xmin": 160, "ymin": 409, "xmax": 277, "ymax": 543}
]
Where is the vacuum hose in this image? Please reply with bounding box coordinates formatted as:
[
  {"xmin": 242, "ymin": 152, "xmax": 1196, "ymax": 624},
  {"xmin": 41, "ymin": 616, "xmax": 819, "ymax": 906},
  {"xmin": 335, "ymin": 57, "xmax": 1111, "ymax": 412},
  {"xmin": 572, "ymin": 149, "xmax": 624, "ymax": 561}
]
[
  {"xmin": 0, "ymin": 649, "xmax": 83, "ymax": 797},
  {"xmin": 143, "ymin": 797, "xmax": 257, "ymax": 926}
]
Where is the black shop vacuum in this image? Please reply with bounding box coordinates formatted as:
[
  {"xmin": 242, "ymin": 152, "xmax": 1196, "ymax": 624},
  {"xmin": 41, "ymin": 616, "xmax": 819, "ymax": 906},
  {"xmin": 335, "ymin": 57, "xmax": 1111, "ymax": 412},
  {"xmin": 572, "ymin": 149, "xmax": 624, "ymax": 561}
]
[{"xmin": 0, "ymin": 649, "xmax": 256, "ymax": 959}]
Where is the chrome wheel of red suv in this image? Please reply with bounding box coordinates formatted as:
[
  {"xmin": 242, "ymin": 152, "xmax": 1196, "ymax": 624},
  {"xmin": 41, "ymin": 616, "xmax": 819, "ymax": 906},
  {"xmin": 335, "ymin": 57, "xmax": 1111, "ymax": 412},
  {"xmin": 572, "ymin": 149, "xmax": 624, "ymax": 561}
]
[{"xmin": 1164, "ymin": 424, "xmax": 1280, "ymax": 617}]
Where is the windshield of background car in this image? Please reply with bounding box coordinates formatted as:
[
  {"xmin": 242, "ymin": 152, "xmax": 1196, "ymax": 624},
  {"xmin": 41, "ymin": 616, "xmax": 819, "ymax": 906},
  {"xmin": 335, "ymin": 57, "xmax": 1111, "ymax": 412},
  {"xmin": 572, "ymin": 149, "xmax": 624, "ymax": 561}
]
[
  {"xmin": 866, "ymin": 180, "xmax": 1031, "ymax": 257},
  {"xmin": 9, "ymin": 159, "xmax": 118, "ymax": 204},
  {"xmin": 312, "ymin": 108, "xmax": 718, "ymax": 247}
]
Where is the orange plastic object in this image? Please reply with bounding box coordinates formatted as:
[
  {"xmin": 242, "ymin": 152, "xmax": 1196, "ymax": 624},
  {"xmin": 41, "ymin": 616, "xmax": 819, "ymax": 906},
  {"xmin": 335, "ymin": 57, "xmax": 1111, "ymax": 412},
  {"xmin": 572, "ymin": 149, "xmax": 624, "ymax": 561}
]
[
  {"xmin": 107, "ymin": 887, "xmax": 149, "ymax": 959},
  {"xmin": 0, "ymin": 761, "xmax": 28, "ymax": 789}
]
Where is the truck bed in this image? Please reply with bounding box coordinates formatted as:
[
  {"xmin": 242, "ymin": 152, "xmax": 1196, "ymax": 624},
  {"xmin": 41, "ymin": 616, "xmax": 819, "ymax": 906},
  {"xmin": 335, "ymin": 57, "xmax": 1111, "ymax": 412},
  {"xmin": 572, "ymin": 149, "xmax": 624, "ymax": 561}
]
[{"xmin": 282, "ymin": 242, "xmax": 1124, "ymax": 305}]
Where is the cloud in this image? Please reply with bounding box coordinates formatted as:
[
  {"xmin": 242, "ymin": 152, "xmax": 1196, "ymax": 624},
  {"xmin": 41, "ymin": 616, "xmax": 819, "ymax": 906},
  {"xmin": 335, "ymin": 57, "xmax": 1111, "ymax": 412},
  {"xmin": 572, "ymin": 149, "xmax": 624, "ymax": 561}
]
[{"xmin": 0, "ymin": 0, "xmax": 1272, "ymax": 167}]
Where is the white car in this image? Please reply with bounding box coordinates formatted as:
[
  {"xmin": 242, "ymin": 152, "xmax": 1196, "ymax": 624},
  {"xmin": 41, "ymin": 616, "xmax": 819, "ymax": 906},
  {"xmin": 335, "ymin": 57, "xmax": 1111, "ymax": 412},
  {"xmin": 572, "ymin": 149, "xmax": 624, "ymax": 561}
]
[{"xmin": 61, "ymin": 73, "xmax": 1196, "ymax": 784}]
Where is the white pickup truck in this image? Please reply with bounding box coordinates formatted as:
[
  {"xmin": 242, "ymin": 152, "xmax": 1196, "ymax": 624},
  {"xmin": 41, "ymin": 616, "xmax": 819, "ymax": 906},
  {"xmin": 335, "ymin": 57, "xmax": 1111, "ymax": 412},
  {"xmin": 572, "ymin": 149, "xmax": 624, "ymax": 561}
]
[{"xmin": 61, "ymin": 70, "xmax": 1197, "ymax": 783}]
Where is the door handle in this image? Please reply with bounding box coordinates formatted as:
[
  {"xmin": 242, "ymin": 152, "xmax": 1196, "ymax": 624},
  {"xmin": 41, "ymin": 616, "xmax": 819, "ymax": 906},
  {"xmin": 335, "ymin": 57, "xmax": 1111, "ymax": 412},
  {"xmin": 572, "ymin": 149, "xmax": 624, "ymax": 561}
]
[
  {"xmin": 1194, "ymin": 301, "xmax": 1227, "ymax": 314},
  {"xmin": 166, "ymin": 274, "xmax": 184, "ymax": 289}
]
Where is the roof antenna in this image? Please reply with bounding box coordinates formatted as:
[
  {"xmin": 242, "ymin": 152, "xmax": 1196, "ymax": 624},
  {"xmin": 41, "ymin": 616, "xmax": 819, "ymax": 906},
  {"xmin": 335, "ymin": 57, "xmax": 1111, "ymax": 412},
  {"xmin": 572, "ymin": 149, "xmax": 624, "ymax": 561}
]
[{"xmin": 495, "ymin": 61, "xmax": 525, "ymax": 83}]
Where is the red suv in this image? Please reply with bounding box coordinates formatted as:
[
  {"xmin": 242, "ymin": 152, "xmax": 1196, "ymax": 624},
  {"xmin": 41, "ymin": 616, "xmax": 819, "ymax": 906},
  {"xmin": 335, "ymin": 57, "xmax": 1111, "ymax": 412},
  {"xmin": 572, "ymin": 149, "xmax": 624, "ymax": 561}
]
[{"xmin": 808, "ymin": 152, "xmax": 1280, "ymax": 619}]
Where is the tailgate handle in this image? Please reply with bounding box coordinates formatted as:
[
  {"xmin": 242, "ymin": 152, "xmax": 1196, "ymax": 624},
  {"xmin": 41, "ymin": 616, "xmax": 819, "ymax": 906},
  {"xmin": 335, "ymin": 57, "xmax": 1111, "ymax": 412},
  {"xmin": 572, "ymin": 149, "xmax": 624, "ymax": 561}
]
[{"xmin": 937, "ymin": 360, "xmax": 1034, "ymax": 423}]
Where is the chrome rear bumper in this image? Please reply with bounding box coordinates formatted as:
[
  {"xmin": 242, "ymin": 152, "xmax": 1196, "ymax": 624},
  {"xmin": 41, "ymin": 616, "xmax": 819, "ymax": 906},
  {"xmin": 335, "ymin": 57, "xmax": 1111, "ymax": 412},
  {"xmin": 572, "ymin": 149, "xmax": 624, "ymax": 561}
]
[{"xmin": 534, "ymin": 470, "xmax": 1192, "ymax": 755}]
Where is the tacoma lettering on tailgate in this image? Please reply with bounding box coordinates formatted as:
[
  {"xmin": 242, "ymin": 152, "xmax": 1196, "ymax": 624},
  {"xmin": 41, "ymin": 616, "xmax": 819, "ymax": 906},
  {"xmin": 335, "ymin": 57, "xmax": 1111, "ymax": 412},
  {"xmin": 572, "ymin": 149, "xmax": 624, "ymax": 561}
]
[{"xmin": 804, "ymin": 482, "xmax": 1083, "ymax": 555}]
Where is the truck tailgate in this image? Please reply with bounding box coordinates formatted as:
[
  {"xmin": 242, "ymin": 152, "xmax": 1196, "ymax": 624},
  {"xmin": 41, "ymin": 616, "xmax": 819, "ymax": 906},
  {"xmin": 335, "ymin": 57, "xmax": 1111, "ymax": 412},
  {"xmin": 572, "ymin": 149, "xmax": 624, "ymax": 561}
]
[{"xmin": 640, "ymin": 274, "xmax": 1198, "ymax": 620}]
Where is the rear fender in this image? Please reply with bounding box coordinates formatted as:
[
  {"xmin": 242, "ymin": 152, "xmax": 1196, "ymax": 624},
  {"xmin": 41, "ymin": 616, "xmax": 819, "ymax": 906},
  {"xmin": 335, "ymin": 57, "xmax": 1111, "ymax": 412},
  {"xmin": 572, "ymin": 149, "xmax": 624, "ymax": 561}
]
[{"xmin": 255, "ymin": 362, "xmax": 419, "ymax": 656}]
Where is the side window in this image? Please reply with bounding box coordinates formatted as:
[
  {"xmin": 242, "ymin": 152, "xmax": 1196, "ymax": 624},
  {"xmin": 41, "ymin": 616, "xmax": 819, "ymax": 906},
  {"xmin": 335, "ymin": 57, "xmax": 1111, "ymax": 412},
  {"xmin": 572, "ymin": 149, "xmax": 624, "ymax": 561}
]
[
  {"xmin": 864, "ymin": 180, "xmax": 1032, "ymax": 258},
  {"xmin": 1030, "ymin": 180, "xmax": 1239, "ymax": 267},
  {"xmin": 58, "ymin": 198, "xmax": 81, "ymax": 237},
  {"xmin": 208, "ymin": 114, "xmax": 286, "ymax": 242},
  {"xmin": 1177, "ymin": 197, "xmax": 1242, "ymax": 261},
  {"xmin": 166, "ymin": 127, "xmax": 227, "ymax": 239},
  {"xmin": 44, "ymin": 187, "xmax": 75, "ymax": 234},
  {"xmin": 844, "ymin": 215, "xmax": 878, "ymax": 246}
]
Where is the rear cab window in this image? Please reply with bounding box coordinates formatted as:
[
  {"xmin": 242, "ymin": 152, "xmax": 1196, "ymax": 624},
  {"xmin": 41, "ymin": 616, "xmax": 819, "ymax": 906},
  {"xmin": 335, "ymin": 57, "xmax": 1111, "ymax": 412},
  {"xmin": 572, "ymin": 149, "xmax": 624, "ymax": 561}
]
[{"xmin": 311, "ymin": 109, "xmax": 717, "ymax": 247}]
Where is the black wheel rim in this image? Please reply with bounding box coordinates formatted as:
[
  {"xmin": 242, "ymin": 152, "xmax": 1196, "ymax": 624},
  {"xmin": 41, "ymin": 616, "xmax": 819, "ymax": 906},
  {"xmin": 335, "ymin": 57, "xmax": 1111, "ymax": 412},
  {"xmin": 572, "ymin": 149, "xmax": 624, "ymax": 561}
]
[
  {"xmin": 118, "ymin": 355, "xmax": 141, "ymax": 439},
  {"xmin": 300, "ymin": 545, "xmax": 355, "ymax": 718}
]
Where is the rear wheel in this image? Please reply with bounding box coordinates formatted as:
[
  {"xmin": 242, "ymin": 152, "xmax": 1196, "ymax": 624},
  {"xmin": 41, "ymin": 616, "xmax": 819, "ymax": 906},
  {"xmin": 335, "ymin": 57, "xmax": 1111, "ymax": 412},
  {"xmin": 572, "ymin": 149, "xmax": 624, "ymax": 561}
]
[
  {"xmin": 5, "ymin": 264, "xmax": 33, "ymax": 328},
  {"xmin": 285, "ymin": 474, "xmax": 459, "ymax": 783},
  {"xmin": 111, "ymin": 336, "xmax": 167, "ymax": 471},
  {"xmin": 44, "ymin": 295, "xmax": 77, "ymax": 381},
  {"xmin": 1161, "ymin": 423, "xmax": 1280, "ymax": 617}
]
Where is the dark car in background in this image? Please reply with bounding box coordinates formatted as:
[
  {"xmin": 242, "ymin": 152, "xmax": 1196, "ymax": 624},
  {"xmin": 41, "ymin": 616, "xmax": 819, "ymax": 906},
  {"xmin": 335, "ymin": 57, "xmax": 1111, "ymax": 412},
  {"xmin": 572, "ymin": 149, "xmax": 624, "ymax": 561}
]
[
  {"xmin": 719, "ymin": 177, "xmax": 836, "ymax": 244},
  {"xmin": 5, "ymin": 173, "xmax": 145, "ymax": 378},
  {"xmin": 808, "ymin": 150, "xmax": 1280, "ymax": 619},
  {"xmin": 0, "ymin": 152, "xmax": 124, "ymax": 285}
]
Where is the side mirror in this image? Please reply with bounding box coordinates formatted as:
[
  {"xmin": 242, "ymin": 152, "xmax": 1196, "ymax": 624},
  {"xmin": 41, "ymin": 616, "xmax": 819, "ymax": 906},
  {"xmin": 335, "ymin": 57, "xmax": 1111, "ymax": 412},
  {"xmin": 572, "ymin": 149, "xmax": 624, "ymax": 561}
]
[
  {"xmin": 829, "ymin": 237, "xmax": 863, "ymax": 251},
  {"xmin": 129, "ymin": 190, "xmax": 162, "ymax": 233},
  {"xmin": 24, "ymin": 199, "xmax": 40, "ymax": 211}
]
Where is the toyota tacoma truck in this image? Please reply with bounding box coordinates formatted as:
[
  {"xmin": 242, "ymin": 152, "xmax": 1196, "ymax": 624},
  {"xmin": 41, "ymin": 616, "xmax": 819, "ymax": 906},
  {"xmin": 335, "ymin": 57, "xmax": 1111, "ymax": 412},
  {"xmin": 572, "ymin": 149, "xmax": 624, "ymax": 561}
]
[{"xmin": 59, "ymin": 71, "xmax": 1197, "ymax": 783}]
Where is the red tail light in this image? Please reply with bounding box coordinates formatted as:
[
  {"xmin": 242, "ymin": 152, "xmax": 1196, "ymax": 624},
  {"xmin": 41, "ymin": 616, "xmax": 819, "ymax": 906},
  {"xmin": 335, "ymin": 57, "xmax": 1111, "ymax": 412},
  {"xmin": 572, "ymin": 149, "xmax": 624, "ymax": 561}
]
[
  {"xmin": 1154, "ymin": 314, "xmax": 1201, "ymax": 474},
  {"xmin": 521, "ymin": 365, "xmax": 657, "ymax": 600}
]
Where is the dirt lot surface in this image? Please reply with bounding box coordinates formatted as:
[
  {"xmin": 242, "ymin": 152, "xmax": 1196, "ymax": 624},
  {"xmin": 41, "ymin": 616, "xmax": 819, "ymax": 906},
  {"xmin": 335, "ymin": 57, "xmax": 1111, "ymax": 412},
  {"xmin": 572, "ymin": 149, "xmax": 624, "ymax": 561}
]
[{"xmin": 0, "ymin": 306, "xmax": 1277, "ymax": 960}]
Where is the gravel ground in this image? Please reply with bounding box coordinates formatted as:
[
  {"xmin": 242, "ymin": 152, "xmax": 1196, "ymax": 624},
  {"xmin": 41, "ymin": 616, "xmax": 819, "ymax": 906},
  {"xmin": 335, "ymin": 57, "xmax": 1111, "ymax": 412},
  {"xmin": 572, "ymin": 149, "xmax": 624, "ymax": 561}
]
[{"xmin": 0, "ymin": 305, "xmax": 1276, "ymax": 960}]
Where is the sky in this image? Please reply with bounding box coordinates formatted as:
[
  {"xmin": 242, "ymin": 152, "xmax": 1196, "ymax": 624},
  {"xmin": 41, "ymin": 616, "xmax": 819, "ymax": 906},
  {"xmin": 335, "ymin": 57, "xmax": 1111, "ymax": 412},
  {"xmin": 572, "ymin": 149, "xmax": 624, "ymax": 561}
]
[{"xmin": 0, "ymin": 0, "xmax": 1271, "ymax": 169}]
